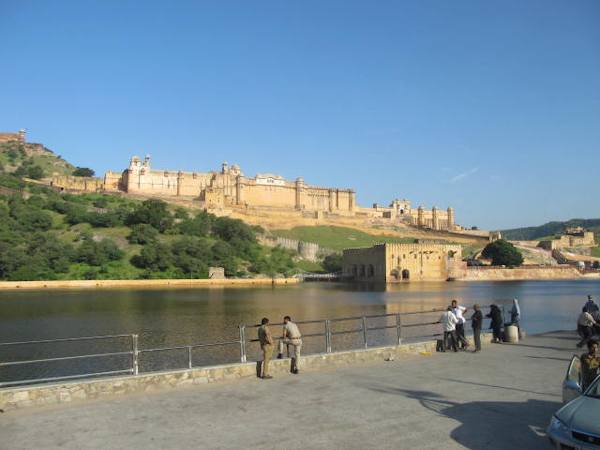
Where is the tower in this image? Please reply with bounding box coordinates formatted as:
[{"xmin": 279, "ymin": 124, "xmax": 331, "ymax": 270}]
[
  {"xmin": 447, "ymin": 207, "xmax": 455, "ymax": 230},
  {"xmin": 295, "ymin": 177, "xmax": 304, "ymax": 210},
  {"xmin": 417, "ymin": 206, "xmax": 424, "ymax": 227},
  {"xmin": 432, "ymin": 206, "xmax": 439, "ymax": 230}
]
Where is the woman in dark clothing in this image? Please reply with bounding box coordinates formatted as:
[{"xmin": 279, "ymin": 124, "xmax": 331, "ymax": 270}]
[
  {"xmin": 486, "ymin": 304, "xmax": 503, "ymax": 343},
  {"xmin": 471, "ymin": 304, "xmax": 483, "ymax": 352}
]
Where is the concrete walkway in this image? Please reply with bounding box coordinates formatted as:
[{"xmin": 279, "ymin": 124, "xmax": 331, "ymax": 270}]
[{"xmin": 0, "ymin": 332, "xmax": 579, "ymax": 449}]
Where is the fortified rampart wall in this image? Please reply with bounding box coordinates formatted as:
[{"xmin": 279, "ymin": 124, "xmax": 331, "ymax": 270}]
[{"xmin": 0, "ymin": 130, "xmax": 25, "ymax": 143}]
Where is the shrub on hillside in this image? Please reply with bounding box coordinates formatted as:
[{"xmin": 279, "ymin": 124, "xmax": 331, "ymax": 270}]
[
  {"xmin": 131, "ymin": 242, "xmax": 173, "ymax": 271},
  {"xmin": 178, "ymin": 211, "xmax": 213, "ymax": 236},
  {"xmin": 72, "ymin": 167, "xmax": 95, "ymax": 177},
  {"xmin": 128, "ymin": 224, "xmax": 159, "ymax": 244},
  {"xmin": 126, "ymin": 199, "xmax": 173, "ymax": 232},
  {"xmin": 9, "ymin": 200, "xmax": 53, "ymax": 232},
  {"xmin": 26, "ymin": 165, "xmax": 45, "ymax": 180},
  {"xmin": 76, "ymin": 239, "xmax": 123, "ymax": 266}
]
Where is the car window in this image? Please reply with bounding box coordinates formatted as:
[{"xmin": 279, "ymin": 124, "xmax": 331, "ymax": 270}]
[
  {"xmin": 567, "ymin": 356, "xmax": 581, "ymax": 384},
  {"xmin": 585, "ymin": 376, "xmax": 600, "ymax": 398}
]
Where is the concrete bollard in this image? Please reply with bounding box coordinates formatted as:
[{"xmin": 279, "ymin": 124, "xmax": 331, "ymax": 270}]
[{"xmin": 505, "ymin": 325, "xmax": 519, "ymax": 343}]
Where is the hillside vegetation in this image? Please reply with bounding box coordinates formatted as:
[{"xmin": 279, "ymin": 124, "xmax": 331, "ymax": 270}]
[
  {"xmin": 272, "ymin": 225, "xmax": 418, "ymax": 251},
  {"xmin": 502, "ymin": 219, "xmax": 600, "ymax": 241},
  {"xmin": 0, "ymin": 174, "xmax": 300, "ymax": 281},
  {"xmin": 0, "ymin": 141, "xmax": 76, "ymax": 178}
]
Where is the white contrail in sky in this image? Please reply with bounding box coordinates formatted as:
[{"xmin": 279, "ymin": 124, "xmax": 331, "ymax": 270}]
[{"xmin": 449, "ymin": 167, "xmax": 479, "ymax": 183}]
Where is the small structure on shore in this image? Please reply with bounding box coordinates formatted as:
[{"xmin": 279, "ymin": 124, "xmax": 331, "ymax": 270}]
[{"xmin": 342, "ymin": 242, "xmax": 463, "ymax": 282}]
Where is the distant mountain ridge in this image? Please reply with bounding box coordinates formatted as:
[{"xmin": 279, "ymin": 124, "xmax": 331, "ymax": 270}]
[{"xmin": 502, "ymin": 219, "xmax": 600, "ymax": 241}]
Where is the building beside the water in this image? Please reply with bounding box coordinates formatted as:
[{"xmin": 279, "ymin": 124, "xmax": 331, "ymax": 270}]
[{"xmin": 343, "ymin": 242, "xmax": 464, "ymax": 282}]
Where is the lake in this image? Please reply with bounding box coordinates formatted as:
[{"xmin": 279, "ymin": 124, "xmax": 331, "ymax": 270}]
[{"xmin": 1, "ymin": 280, "xmax": 598, "ymax": 383}]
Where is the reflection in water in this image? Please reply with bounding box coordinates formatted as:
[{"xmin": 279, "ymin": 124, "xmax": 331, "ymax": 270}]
[{"xmin": 0, "ymin": 280, "xmax": 598, "ymax": 380}]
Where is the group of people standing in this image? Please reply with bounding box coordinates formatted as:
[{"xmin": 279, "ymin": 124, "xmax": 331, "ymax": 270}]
[
  {"xmin": 257, "ymin": 316, "xmax": 302, "ymax": 379},
  {"xmin": 577, "ymin": 295, "xmax": 600, "ymax": 349},
  {"xmin": 439, "ymin": 298, "xmax": 522, "ymax": 352}
]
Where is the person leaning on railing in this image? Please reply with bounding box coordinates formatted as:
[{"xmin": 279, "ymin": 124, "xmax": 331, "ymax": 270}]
[
  {"xmin": 258, "ymin": 318, "xmax": 274, "ymax": 379},
  {"xmin": 277, "ymin": 316, "xmax": 302, "ymax": 374}
]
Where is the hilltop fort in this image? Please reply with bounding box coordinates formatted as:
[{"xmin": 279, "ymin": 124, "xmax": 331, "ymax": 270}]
[{"xmin": 52, "ymin": 155, "xmax": 463, "ymax": 233}]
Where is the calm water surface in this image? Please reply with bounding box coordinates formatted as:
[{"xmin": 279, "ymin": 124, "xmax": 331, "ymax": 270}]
[{"xmin": 1, "ymin": 280, "xmax": 598, "ymax": 382}]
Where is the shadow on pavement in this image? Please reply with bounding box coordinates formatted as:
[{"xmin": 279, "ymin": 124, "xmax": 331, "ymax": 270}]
[
  {"xmin": 439, "ymin": 377, "xmax": 561, "ymax": 398},
  {"xmin": 511, "ymin": 342, "xmax": 575, "ymax": 352},
  {"xmin": 525, "ymin": 355, "xmax": 572, "ymax": 362},
  {"xmin": 365, "ymin": 386, "xmax": 559, "ymax": 450}
]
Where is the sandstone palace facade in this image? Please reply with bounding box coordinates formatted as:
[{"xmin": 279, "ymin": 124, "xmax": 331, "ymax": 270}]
[
  {"xmin": 100, "ymin": 156, "xmax": 357, "ymax": 214},
  {"xmin": 52, "ymin": 155, "xmax": 459, "ymax": 231}
]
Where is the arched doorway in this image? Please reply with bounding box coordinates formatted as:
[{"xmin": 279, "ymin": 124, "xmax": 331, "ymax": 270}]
[
  {"xmin": 367, "ymin": 264, "xmax": 375, "ymax": 278},
  {"xmin": 401, "ymin": 269, "xmax": 410, "ymax": 280}
]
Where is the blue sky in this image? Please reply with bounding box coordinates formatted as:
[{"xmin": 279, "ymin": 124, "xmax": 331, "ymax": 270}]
[{"xmin": 1, "ymin": 0, "xmax": 599, "ymax": 229}]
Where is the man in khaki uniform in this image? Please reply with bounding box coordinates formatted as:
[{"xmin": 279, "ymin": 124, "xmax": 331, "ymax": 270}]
[
  {"xmin": 258, "ymin": 317, "xmax": 274, "ymax": 379},
  {"xmin": 278, "ymin": 316, "xmax": 303, "ymax": 374}
]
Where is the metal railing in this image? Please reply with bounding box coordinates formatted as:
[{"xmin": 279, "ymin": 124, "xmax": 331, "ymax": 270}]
[
  {"xmin": 0, "ymin": 305, "xmax": 500, "ymax": 388},
  {"xmin": 0, "ymin": 334, "xmax": 136, "ymax": 387}
]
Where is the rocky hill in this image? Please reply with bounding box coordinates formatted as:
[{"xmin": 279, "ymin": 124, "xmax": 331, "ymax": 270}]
[{"xmin": 0, "ymin": 140, "xmax": 75, "ymax": 178}]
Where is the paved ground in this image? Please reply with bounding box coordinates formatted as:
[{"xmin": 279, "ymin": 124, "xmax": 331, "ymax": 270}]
[{"xmin": 0, "ymin": 332, "xmax": 579, "ymax": 450}]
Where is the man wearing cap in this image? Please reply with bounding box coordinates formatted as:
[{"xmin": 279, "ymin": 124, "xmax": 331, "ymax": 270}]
[{"xmin": 278, "ymin": 316, "xmax": 303, "ymax": 374}]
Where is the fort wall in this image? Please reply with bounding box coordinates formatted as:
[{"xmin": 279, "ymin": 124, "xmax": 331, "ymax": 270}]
[
  {"xmin": 0, "ymin": 129, "xmax": 25, "ymax": 144},
  {"xmin": 49, "ymin": 154, "xmax": 467, "ymax": 235}
]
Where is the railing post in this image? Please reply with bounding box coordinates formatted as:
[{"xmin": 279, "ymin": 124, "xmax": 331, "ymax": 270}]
[
  {"xmin": 188, "ymin": 346, "xmax": 193, "ymax": 369},
  {"xmin": 396, "ymin": 313, "xmax": 402, "ymax": 346},
  {"xmin": 131, "ymin": 334, "xmax": 139, "ymax": 375},
  {"xmin": 325, "ymin": 320, "xmax": 332, "ymax": 353},
  {"xmin": 362, "ymin": 316, "xmax": 368, "ymax": 349},
  {"xmin": 239, "ymin": 325, "xmax": 247, "ymax": 363}
]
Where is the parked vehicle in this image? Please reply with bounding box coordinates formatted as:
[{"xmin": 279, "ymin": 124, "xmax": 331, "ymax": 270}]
[{"xmin": 547, "ymin": 356, "xmax": 600, "ymax": 449}]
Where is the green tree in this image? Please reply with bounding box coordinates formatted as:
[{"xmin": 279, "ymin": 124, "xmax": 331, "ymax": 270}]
[
  {"xmin": 128, "ymin": 224, "xmax": 159, "ymax": 244},
  {"xmin": 76, "ymin": 239, "xmax": 123, "ymax": 266},
  {"xmin": 211, "ymin": 241, "xmax": 238, "ymax": 276},
  {"xmin": 26, "ymin": 165, "xmax": 45, "ymax": 180},
  {"xmin": 10, "ymin": 202, "xmax": 53, "ymax": 232},
  {"xmin": 126, "ymin": 199, "xmax": 173, "ymax": 232},
  {"xmin": 173, "ymin": 207, "xmax": 189, "ymax": 220},
  {"xmin": 481, "ymin": 239, "xmax": 524, "ymax": 266},
  {"xmin": 72, "ymin": 167, "xmax": 95, "ymax": 177},
  {"xmin": 178, "ymin": 211, "xmax": 213, "ymax": 236},
  {"xmin": 212, "ymin": 216, "xmax": 256, "ymax": 243},
  {"xmin": 322, "ymin": 253, "xmax": 343, "ymax": 273},
  {"xmin": 249, "ymin": 247, "xmax": 295, "ymax": 277},
  {"xmin": 131, "ymin": 242, "xmax": 172, "ymax": 271}
]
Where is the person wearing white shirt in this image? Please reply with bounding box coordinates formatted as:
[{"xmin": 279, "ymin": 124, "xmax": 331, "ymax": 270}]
[
  {"xmin": 577, "ymin": 307, "xmax": 598, "ymax": 348},
  {"xmin": 440, "ymin": 307, "xmax": 459, "ymax": 352},
  {"xmin": 451, "ymin": 299, "xmax": 470, "ymax": 350},
  {"xmin": 278, "ymin": 316, "xmax": 303, "ymax": 374}
]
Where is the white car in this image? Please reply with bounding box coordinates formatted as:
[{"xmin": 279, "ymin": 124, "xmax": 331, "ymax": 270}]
[{"xmin": 547, "ymin": 355, "xmax": 600, "ymax": 449}]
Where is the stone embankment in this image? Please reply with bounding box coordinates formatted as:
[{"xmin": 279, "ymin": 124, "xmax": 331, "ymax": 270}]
[
  {"xmin": 459, "ymin": 265, "xmax": 587, "ymax": 281},
  {"xmin": 0, "ymin": 277, "xmax": 301, "ymax": 290},
  {"xmin": 0, "ymin": 335, "xmax": 487, "ymax": 411}
]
